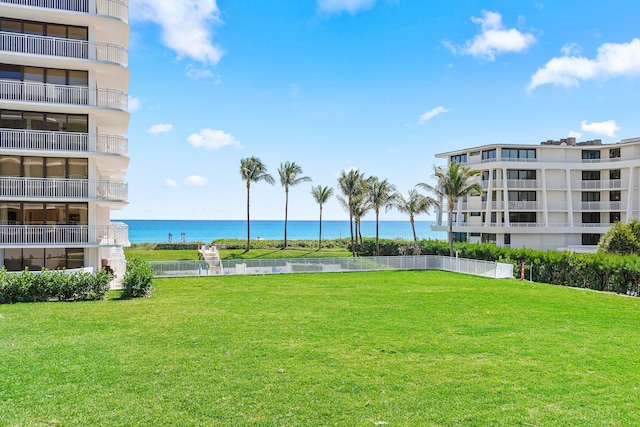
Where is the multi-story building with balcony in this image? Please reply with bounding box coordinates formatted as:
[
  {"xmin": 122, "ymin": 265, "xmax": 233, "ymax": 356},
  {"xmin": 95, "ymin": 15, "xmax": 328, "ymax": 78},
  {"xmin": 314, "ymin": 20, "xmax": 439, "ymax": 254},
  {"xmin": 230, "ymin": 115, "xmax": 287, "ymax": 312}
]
[
  {"xmin": 0, "ymin": 0, "xmax": 130, "ymax": 276},
  {"xmin": 432, "ymin": 137, "xmax": 640, "ymax": 252}
]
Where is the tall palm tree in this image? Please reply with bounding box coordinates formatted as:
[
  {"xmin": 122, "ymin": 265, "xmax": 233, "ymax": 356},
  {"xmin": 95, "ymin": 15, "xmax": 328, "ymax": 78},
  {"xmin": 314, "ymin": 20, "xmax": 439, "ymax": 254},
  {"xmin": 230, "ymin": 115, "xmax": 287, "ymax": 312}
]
[
  {"xmin": 351, "ymin": 193, "xmax": 371, "ymax": 250},
  {"xmin": 367, "ymin": 177, "xmax": 396, "ymax": 256},
  {"xmin": 278, "ymin": 161, "xmax": 312, "ymax": 248},
  {"xmin": 239, "ymin": 157, "xmax": 275, "ymax": 252},
  {"xmin": 394, "ymin": 189, "xmax": 438, "ymax": 255},
  {"xmin": 311, "ymin": 185, "xmax": 333, "ymax": 250},
  {"xmin": 338, "ymin": 169, "xmax": 365, "ymax": 257},
  {"xmin": 418, "ymin": 162, "xmax": 482, "ymax": 257}
]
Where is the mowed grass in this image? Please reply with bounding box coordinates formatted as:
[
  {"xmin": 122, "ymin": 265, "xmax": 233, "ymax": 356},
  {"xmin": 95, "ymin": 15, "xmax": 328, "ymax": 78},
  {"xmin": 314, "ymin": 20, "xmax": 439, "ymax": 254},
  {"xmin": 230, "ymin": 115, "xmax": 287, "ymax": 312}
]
[{"xmin": 1, "ymin": 271, "xmax": 640, "ymax": 426}]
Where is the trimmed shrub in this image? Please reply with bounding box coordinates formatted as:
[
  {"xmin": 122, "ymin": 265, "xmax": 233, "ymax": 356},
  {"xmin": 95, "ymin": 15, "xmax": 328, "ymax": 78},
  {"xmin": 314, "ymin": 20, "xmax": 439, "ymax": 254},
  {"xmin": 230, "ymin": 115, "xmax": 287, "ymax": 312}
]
[
  {"xmin": 0, "ymin": 267, "xmax": 113, "ymax": 304},
  {"xmin": 122, "ymin": 257, "xmax": 154, "ymax": 298}
]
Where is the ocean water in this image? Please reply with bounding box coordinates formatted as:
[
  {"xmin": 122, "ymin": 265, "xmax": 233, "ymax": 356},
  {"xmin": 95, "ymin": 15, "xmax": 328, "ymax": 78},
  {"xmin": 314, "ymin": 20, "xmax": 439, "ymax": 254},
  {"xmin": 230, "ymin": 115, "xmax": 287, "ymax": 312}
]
[{"xmin": 121, "ymin": 220, "xmax": 446, "ymax": 244}]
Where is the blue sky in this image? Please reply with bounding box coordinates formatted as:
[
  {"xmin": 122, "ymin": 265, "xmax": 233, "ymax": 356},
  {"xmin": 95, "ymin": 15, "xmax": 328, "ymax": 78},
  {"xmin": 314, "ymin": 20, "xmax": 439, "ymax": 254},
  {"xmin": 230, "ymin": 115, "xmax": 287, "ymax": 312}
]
[{"xmin": 116, "ymin": 0, "xmax": 640, "ymax": 221}]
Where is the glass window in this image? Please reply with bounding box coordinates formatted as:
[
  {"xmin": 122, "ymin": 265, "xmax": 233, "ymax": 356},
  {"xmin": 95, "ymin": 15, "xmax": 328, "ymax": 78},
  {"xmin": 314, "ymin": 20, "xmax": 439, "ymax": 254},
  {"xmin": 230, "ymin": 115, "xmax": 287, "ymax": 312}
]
[
  {"xmin": 582, "ymin": 150, "xmax": 601, "ymax": 160},
  {"xmin": 3, "ymin": 248, "xmax": 22, "ymax": 271},
  {"xmin": 23, "ymin": 67, "xmax": 44, "ymax": 83},
  {"xmin": 45, "ymin": 113, "xmax": 67, "ymax": 132},
  {"xmin": 582, "ymin": 192, "xmax": 600, "ymax": 202},
  {"xmin": 1, "ymin": 19, "xmax": 22, "ymax": 33},
  {"xmin": 0, "ymin": 64, "xmax": 21, "ymax": 80},
  {"xmin": 24, "ymin": 111, "xmax": 45, "ymax": 130},
  {"xmin": 610, "ymin": 191, "xmax": 621, "ymax": 202},
  {"xmin": 610, "ymin": 212, "xmax": 621, "ymax": 223},
  {"xmin": 46, "ymin": 24, "xmax": 67, "ymax": 38},
  {"xmin": 0, "ymin": 156, "xmax": 20, "ymax": 176},
  {"xmin": 504, "ymin": 234, "xmax": 511, "ymax": 245},
  {"xmin": 23, "ymin": 156, "xmax": 44, "ymax": 178},
  {"xmin": 67, "ymin": 27, "xmax": 88, "ymax": 41},
  {"xmin": 508, "ymin": 191, "xmax": 536, "ymax": 201},
  {"xmin": 68, "ymin": 203, "xmax": 88, "ymax": 225},
  {"xmin": 23, "ymin": 248, "xmax": 45, "ymax": 271},
  {"xmin": 482, "ymin": 149, "xmax": 496, "ymax": 160},
  {"xmin": 582, "ymin": 171, "xmax": 600, "ymax": 180},
  {"xmin": 0, "ymin": 202, "xmax": 21, "ymax": 225},
  {"xmin": 582, "ymin": 234, "xmax": 601, "ymax": 245},
  {"xmin": 0, "ymin": 110, "xmax": 22, "ymax": 129},
  {"xmin": 46, "ymin": 203, "xmax": 67, "ymax": 224},
  {"xmin": 46, "ymin": 158, "xmax": 66, "ymax": 178},
  {"xmin": 610, "ymin": 169, "xmax": 621, "ymax": 180},
  {"xmin": 610, "ymin": 148, "xmax": 621, "ymax": 159},
  {"xmin": 24, "ymin": 203, "xmax": 44, "ymax": 225},
  {"xmin": 582, "ymin": 212, "xmax": 600, "ymax": 223},
  {"xmin": 23, "ymin": 22, "xmax": 44, "ymax": 36},
  {"xmin": 45, "ymin": 248, "xmax": 66, "ymax": 270},
  {"xmin": 67, "ymin": 158, "xmax": 88, "ymax": 179},
  {"xmin": 67, "ymin": 248, "xmax": 84, "ymax": 269},
  {"xmin": 509, "ymin": 212, "xmax": 537, "ymax": 223},
  {"xmin": 67, "ymin": 115, "xmax": 88, "ymax": 133},
  {"xmin": 46, "ymin": 69, "xmax": 66, "ymax": 85},
  {"xmin": 68, "ymin": 70, "xmax": 88, "ymax": 87}
]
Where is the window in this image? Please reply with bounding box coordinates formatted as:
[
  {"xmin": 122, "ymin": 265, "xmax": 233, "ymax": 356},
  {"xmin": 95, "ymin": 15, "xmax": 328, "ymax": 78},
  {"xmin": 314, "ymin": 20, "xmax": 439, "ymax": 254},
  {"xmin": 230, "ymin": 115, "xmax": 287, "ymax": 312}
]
[
  {"xmin": 0, "ymin": 156, "xmax": 88, "ymax": 179},
  {"xmin": 502, "ymin": 148, "xmax": 536, "ymax": 160},
  {"xmin": 482, "ymin": 149, "xmax": 496, "ymax": 160},
  {"xmin": 582, "ymin": 150, "xmax": 601, "ymax": 160},
  {"xmin": 452, "ymin": 232, "xmax": 467, "ymax": 242},
  {"xmin": 507, "ymin": 169, "xmax": 536, "ymax": 180},
  {"xmin": 482, "ymin": 171, "xmax": 489, "ymax": 181},
  {"xmin": 582, "ymin": 171, "xmax": 600, "ymax": 181},
  {"xmin": 481, "ymin": 233, "xmax": 497, "ymax": 244},
  {"xmin": 470, "ymin": 212, "xmax": 481, "ymax": 217},
  {"xmin": 582, "ymin": 234, "xmax": 601, "ymax": 246},
  {"xmin": 0, "ymin": 19, "xmax": 87, "ymax": 40},
  {"xmin": 508, "ymin": 191, "xmax": 536, "ymax": 201},
  {"xmin": 582, "ymin": 192, "xmax": 600, "ymax": 202},
  {"xmin": 450, "ymin": 154, "xmax": 467, "ymax": 164},
  {"xmin": 582, "ymin": 212, "xmax": 600, "ymax": 223},
  {"xmin": 610, "ymin": 212, "xmax": 621, "ymax": 223},
  {"xmin": 3, "ymin": 248, "xmax": 85, "ymax": 272},
  {"xmin": 504, "ymin": 234, "xmax": 511, "ymax": 245},
  {"xmin": 0, "ymin": 156, "xmax": 20, "ymax": 176},
  {"xmin": 0, "ymin": 110, "xmax": 88, "ymax": 133},
  {"xmin": 509, "ymin": 212, "xmax": 537, "ymax": 223},
  {"xmin": 610, "ymin": 148, "xmax": 621, "ymax": 159},
  {"xmin": 610, "ymin": 169, "xmax": 621, "ymax": 180},
  {"xmin": 470, "ymin": 151, "xmax": 480, "ymax": 156},
  {"xmin": 0, "ymin": 64, "xmax": 88, "ymax": 86},
  {"xmin": 491, "ymin": 212, "xmax": 497, "ymax": 223},
  {"xmin": 610, "ymin": 191, "xmax": 621, "ymax": 202}
]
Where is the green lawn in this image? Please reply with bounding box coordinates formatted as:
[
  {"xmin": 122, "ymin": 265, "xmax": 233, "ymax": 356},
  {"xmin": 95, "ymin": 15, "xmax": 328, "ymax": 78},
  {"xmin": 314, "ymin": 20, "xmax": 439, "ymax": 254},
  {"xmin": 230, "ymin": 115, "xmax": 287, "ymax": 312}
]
[
  {"xmin": 124, "ymin": 248, "xmax": 201, "ymax": 261},
  {"xmin": 2, "ymin": 271, "xmax": 640, "ymax": 426}
]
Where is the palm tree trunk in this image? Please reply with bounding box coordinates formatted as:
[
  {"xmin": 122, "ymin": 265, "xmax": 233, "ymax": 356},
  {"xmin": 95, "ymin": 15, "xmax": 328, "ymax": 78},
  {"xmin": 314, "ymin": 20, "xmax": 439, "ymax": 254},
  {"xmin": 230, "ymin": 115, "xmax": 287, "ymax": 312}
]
[
  {"xmin": 448, "ymin": 199, "xmax": 454, "ymax": 257},
  {"xmin": 318, "ymin": 205, "xmax": 323, "ymax": 250},
  {"xmin": 411, "ymin": 215, "xmax": 419, "ymax": 255},
  {"xmin": 284, "ymin": 189, "xmax": 289, "ymax": 248},
  {"xmin": 349, "ymin": 200, "xmax": 355, "ymax": 257},
  {"xmin": 375, "ymin": 209, "xmax": 380, "ymax": 256},
  {"xmin": 245, "ymin": 183, "xmax": 251, "ymax": 252}
]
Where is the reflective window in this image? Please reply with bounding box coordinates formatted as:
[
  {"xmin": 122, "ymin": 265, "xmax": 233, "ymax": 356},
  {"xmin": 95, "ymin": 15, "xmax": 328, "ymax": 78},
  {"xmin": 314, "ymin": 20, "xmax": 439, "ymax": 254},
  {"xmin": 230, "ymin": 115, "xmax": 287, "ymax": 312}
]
[{"xmin": 0, "ymin": 156, "xmax": 20, "ymax": 176}]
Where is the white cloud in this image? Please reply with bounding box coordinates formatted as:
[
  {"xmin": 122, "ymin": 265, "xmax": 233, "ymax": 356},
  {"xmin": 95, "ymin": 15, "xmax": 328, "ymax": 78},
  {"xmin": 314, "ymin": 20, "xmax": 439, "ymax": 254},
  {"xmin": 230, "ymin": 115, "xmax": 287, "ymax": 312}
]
[
  {"xmin": 317, "ymin": 0, "xmax": 376, "ymax": 14},
  {"xmin": 445, "ymin": 11, "xmax": 536, "ymax": 61},
  {"xmin": 184, "ymin": 175, "xmax": 208, "ymax": 186},
  {"xmin": 418, "ymin": 107, "xmax": 450, "ymax": 124},
  {"xmin": 165, "ymin": 179, "xmax": 178, "ymax": 188},
  {"xmin": 186, "ymin": 65, "xmax": 221, "ymax": 81},
  {"xmin": 581, "ymin": 120, "xmax": 620, "ymax": 138},
  {"xmin": 131, "ymin": 0, "xmax": 224, "ymax": 65},
  {"xmin": 128, "ymin": 96, "xmax": 141, "ymax": 112},
  {"xmin": 146, "ymin": 123, "xmax": 174, "ymax": 134},
  {"xmin": 561, "ymin": 42, "xmax": 581, "ymax": 56},
  {"xmin": 568, "ymin": 131, "xmax": 583, "ymax": 139},
  {"xmin": 529, "ymin": 38, "xmax": 640, "ymax": 90},
  {"xmin": 187, "ymin": 128, "xmax": 242, "ymax": 150}
]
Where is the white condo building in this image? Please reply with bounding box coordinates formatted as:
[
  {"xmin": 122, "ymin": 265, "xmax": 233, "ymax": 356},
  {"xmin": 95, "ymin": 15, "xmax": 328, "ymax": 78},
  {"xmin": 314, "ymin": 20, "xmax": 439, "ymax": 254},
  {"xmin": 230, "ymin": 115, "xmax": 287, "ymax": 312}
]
[
  {"xmin": 431, "ymin": 137, "xmax": 640, "ymax": 253},
  {"xmin": 0, "ymin": 0, "xmax": 130, "ymax": 276}
]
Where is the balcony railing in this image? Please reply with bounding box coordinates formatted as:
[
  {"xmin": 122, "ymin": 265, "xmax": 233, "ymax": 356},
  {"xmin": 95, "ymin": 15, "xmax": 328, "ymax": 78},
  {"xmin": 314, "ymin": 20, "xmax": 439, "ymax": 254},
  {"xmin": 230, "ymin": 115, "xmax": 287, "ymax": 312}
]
[
  {"xmin": 0, "ymin": 79, "xmax": 127, "ymax": 110},
  {"xmin": 575, "ymin": 201, "xmax": 625, "ymax": 211},
  {"xmin": 0, "ymin": 222, "xmax": 129, "ymax": 246},
  {"xmin": 0, "ymin": 0, "xmax": 128, "ymax": 23},
  {"xmin": 574, "ymin": 179, "xmax": 624, "ymax": 190},
  {"xmin": 507, "ymin": 201, "xmax": 540, "ymax": 211},
  {"xmin": 0, "ymin": 31, "xmax": 127, "ymax": 66},
  {"xmin": 0, "ymin": 128, "xmax": 127, "ymax": 155},
  {"xmin": 0, "ymin": 177, "xmax": 127, "ymax": 201},
  {"xmin": 506, "ymin": 179, "xmax": 540, "ymax": 189}
]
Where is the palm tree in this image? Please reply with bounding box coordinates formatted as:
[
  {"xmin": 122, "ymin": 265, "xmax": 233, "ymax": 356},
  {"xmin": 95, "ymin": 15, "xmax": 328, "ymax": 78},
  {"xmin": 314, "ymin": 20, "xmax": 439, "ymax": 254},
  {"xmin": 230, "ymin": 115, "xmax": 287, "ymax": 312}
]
[
  {"xmin": 418, "ymin": 162, "xmax": 482, "ymax": 257},
  {"xmin": 278, "ymin": 161, "xmax": 312, "ymax": 248},
  {"xmin": 338, "ymin": 169, "xmax": 365, "ymax": 257},
  {"xmin": 351, "ymin": 193, "xmax": 371, "ymax": 250},
  {"xmin": 394, "ymin": 189, "xmax": 438, "ymax": 255},
  {"xmin": 239, "ymin": 157, "xmax": 275, "ymax": 252},
  {"xmin": 367, "ymin": 177, "xmax": 396, "ymax": 256},
  {"xmin": 311, "ymin": 185, "xmax": 333, "ymax": 250}
]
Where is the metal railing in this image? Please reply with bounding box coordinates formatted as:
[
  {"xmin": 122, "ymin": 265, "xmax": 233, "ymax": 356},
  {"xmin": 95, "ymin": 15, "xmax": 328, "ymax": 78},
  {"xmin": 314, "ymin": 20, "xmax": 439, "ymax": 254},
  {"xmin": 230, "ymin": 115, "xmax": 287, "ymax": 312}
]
[
  {"xmin": 0, "ymin": 79, "xmax": 127, "ymax": 110},
  {"xmin": 0, "ymin": 31, "xmax": 127, "ymax": 66},
  {"xmin": 575, "ymin": 201, "xmax": 625, "ymax": 211},
  {"xmin": 0, "ymin": 128, "xmax": 127, "ymax": 154},
  {"xmin": 149, "ymin": 255, "xmax": 514, "ymax": 279},
  {"xmin": 0, "ymin": 0, "xmax": 128, "ymax": 22},
  {"xmin": 0, "ymin": 222, "xmax": 128, "ymax": 246},
  {"xmin": 0, "ymin": 177, "xmax": 128, "ymax": 200},
  {"xmin": 574, "ymin": 179, "xmax": 624, "ymax": 190}
]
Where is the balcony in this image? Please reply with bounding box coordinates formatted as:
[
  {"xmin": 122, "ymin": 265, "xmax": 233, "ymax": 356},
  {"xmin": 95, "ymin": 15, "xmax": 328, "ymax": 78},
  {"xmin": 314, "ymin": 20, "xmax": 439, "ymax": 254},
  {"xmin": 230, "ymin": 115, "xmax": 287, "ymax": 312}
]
[
  {"xmin": 0, "ymin": 177, "xmax": 127, "ymax": 201},
  {"xmin": 0, "ymin": 222, "xmax": 129, "ymax": 247},
  {"xmin": 507, "ymin": 201, "xmax": 540, "ymax": 210},
  {"xmin": 575, "ymin": 201, "xmax": 625, "ymax": 211},
  {"xmin": 0, "ymin": 0, "xmax": 128, "ymax": 23},
  {"xmin": 574, "ymin": 179, "xmax": 624, "ymax": 190},
  {"xmin": 0, "ymin": 31, "xmax": 127, "ymax": 66},
  {"xmin": 0, "ymin": 128, "xmax": 127, "ymax": 155},
  {"xmin": 0, "ymin": 79, "xmax": 127, "ymax": 110},
  {"xmin": 506, "ymin": 179, "xmax": 540, "ymax": 189}
]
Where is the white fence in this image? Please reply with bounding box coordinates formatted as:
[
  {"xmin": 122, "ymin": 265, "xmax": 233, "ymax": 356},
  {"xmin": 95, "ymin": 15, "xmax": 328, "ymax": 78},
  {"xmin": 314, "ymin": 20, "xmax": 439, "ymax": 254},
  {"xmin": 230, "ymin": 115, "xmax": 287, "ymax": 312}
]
[
  {"xmin": 0, "ymin": 0, "xmax": 129, "ymax": 22},
  {"xmin": 149, "ymin": 256, "xmax": 514, "ymax": 279}
]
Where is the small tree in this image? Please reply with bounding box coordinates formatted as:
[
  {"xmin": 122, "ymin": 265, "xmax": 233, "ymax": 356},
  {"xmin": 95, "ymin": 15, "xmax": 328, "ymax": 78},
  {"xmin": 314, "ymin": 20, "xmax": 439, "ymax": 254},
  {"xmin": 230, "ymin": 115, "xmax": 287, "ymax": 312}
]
[
  {"xmin": 311, "ymin": 185, "xmax": 334, "ymax": 250},
  {"xmin": 394, "ymin": 189, "xmax": 438, "ymax": 255},
  {"xmin": 598, "ymin": 220, "xmax": 640, "ymax": 255}
]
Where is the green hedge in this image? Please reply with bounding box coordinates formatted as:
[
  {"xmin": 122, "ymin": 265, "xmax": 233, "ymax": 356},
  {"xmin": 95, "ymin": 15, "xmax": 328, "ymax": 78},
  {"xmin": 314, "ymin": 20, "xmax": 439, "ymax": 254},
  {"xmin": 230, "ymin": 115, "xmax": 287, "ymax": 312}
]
[
  {"xmin": 211, "ymin": 238, "xmax": 351, "ymax": 250},
  {"xmin": 0, "ymin": 268, "xmax": 112, "ymax": 304}
]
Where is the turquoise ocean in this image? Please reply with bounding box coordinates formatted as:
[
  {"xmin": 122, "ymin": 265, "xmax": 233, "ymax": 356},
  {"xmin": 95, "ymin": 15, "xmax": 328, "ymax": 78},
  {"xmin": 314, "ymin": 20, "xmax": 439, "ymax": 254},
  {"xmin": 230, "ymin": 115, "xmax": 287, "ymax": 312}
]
[{"xmin": 121, "ymin": 220, "xmax": 445, "ymax": 244}]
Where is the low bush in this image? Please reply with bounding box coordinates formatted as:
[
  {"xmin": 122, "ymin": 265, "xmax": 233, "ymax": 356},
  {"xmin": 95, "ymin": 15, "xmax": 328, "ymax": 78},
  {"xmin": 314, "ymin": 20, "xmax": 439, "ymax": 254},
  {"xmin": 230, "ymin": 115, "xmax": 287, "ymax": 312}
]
[
  {"xmin": 211, "ymin": 238, "xmax": 350, "ymax": 250},
  {"xmin": 122, "ymin": 257, "xmax": 154, "ymax": 298},
  {"xmin": 0, "ymin": 268, "xmax": 112, "ymax": 304}
]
